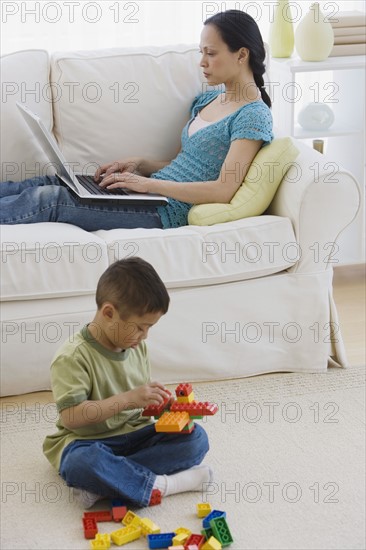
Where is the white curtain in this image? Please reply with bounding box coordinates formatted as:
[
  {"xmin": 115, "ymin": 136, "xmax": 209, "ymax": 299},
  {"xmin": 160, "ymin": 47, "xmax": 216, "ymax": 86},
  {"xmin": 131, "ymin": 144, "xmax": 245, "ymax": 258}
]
[{"xmin": 1, "ymin": 0, "xmax": 365, "ymax": 55}]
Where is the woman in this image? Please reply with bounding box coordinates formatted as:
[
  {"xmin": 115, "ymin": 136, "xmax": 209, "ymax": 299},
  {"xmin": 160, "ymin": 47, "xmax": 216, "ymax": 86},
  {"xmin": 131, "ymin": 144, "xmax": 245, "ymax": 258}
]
[{"xmin": 1, "ymin": 10, "xmax": 274, "ymax": 231}]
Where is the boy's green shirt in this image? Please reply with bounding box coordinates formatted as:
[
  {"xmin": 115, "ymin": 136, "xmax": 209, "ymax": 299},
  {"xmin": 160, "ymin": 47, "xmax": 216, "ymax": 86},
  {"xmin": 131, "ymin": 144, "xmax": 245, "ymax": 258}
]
[{"xmin": 43, "ymin": 325, "xmax": 153, "ymax": 471}]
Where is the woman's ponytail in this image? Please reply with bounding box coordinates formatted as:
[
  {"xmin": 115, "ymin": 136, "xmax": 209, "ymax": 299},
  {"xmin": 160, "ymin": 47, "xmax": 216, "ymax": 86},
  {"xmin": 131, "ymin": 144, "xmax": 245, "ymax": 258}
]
[{"xmin": 253, "ymin": 72, "xmax": 271, "ymax": 109}]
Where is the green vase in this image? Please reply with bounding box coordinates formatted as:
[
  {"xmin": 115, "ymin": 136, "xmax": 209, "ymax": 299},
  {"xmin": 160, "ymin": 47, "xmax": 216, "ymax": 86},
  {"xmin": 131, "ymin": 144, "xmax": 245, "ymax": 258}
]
[{"xmin": 269, "ymin": 0, "xmax": 295, "ymax": 58}]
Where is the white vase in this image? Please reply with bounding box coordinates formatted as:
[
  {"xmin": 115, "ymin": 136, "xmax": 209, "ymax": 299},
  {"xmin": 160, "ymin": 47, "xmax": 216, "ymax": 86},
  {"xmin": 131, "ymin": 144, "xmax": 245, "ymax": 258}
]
[
  {"xmin": 298, "ymin": 103, "xmax": 335, "ymax": 130},
  {"xmin": 295, "ymin": 2, "xmax": 334, "ymax": 61},
  {"xmin": 269, "ymin": 0, "xmax": 295, "ymax": 58}
]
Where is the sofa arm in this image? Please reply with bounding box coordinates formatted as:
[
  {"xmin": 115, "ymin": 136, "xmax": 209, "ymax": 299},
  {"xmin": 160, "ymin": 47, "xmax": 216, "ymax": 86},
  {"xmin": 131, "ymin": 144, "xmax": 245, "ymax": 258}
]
[{"xmin": 267, "ymin": 139, "xmax": 361, "ymax": 273}]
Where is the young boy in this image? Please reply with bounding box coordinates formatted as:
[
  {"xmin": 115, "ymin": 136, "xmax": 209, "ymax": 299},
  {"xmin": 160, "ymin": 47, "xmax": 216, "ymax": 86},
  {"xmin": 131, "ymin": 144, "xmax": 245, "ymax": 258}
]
[{"xmin": 43, "ymin": 257, "xmax": 212, "ymax": 508}]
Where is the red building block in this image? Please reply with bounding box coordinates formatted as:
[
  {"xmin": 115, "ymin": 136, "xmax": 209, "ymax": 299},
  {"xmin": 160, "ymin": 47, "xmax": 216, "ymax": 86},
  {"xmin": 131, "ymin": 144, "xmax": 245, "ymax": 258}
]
[
  {"xmin": 142, "ymin": 393, "xmax": 172, "ymax": 417},
  {"xmin": 184, "ymin": 534, "xmax": 205, "ymax": 549},
  {"xmin": 170, "ymin": 402, "xmax": 218, "ymax": 416},
  {"xmin": 83, "ymin": 511, "xmax": 113, "ymax": 522},
  {"xmin": 175, "ymin": 383, "xmax": 193, "ymax": 397},
  {"xmin": 112, "ymin": 506, "xmax": 127, "ymax": 521},
  {"xmin": 149, "ymin": 489, "xmax": 162, "ymax": 506},
  {"xmin": 82, "ymin": 517, "xmax": 98, "ymax": 539}
]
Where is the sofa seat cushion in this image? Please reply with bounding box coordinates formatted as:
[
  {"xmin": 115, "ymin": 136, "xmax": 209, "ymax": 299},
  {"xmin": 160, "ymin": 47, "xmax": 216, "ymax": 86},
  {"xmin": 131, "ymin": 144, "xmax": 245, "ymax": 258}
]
[
  {"xmin": 0, "ymin": 223, "xmax": 109, "ymax": 301},
  {"xmin": 94, "ymin": 215, "xmax": 297, "ymax": 288}
]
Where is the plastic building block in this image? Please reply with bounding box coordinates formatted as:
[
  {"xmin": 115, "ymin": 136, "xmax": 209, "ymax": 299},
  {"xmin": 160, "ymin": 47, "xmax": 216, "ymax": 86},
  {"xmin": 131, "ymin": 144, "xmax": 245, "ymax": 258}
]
[
  {"xmin": 168, "ymin": 547, "xmax": 185, "ymax": 550},
  {"xmin": 83, "ymin": 517, "xmax": 98, "ymax": 539},
  {"xmin": 172, "ymin": 533, "xmax": 189, "ymax": 545},
  {"xmin": 209, "ymin": 518, "xmax": 233, "ymax": 547},
  {"xmin": 122, "ymin": 510, "xmax": 140, "ymax": 526},
  {"xmin": 174, "ymin": 528, "xmax": 192, "ymax": 538},
  {"xmin": 90, "ymin": 534, "xmax": 111, "ymax": 550},
  {"xmin": 155, "ymin": 411, "xmax": 190, "ymax": 432},
  {"xmin": 130, "ymin": 516, "xmax": 143, "ymax": 529},
  {"xmin": 110, "ymin": 525, "xmax": 142, "ymax": 546},
  {"xmin": 170, "ymin": 402, "xmax": 218, "ymax": 416},
  {"xmin": 90, "ymin": 539, "xmax": 109, "ymax": 550},
  {"xmin": 197, "ymin": 503, "xmax": 212, "ymax": 518},
  {"xmin": 177, "ymin": 391, "xmax": 195, "ymax": 403},
  {"xmin": 184, "ymin": 534, "xmax": 205, "ymax": 549},
  {"xmin": 147, "ymin": 532, "xmax": 176, "ymax": 549},
  {"xmin": 111, "ymin": 499, "xmax": 125, "ymax": 507},
  {"xmin": 201, "ymin": 527, "xmax": 214, "ymax": 539},
  {"xmin": 182, "ymin": 421, "xmax": 195, "ymax": 433},
  {"xmin": 201, "ymin": 537, "xmax": 222, "ymax": 550},
  {"xmin": 140, "ymin": 517, "xmax": 161, "ymax": 536},
  {"xmin": 149, "ymin": 488, "xmax": 162, "ymax": 505},
  {"xmin": 83, "ymin": 511, "xmax": 113, "ymax": 522},
  {"xmin": 142, "ymin": 393, "xmax": 172, "ymax": 417},
  {"xmin": 175, "ymin": 383, "xmax": 193, "ymax": 397},
  {"xmin": 202, "ymin": 511, "xmax": 226, "ymax": 529},
  {"xmin": 185, "ymin": 546, "xmax": 199, "ymax": 550},
  {"xmin": 112, "ymin": 506, "xmax": 127, "ymax": 522}
]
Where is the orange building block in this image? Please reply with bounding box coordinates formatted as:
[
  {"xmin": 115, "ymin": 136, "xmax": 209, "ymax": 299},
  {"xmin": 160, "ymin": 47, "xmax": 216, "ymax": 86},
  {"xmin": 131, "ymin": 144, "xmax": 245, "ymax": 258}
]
[{"xmin": 155, "ymin": 411, "xmax": 190, "ymax": 432}]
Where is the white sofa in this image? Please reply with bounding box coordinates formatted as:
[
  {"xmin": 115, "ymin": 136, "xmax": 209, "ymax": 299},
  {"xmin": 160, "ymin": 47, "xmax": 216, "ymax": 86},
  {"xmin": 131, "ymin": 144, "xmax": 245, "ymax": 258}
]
[{"xmin": 0, "ymin": 45, "xmax": 361, "ymax": 397}]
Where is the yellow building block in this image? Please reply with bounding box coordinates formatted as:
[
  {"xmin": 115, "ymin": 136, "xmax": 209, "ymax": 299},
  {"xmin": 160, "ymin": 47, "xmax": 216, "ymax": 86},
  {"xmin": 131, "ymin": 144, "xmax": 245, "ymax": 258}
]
[
  {"xmin": 174, "ymin": 527, "xmax": 192, "ymax": 537},
  {"xmin": 172, "ymin": 533, "xmax": 189, "ymax": 545},
  {"xmin": 202, "ymin": 536, "xmax": 222, "ymax": 550},
  {"xmin": 139, "ymin": 517, "xmax": 161, "ymax": 536},
  {"xmin": 155, "ymin": 411, "xmax": 190, "ymax": 432},
  {"xmin": 110, "ymin": 526, "xmax": 142, "ymax": 546},
  {"xmin": 197, "ymin": 502, "xmax": 212, "ymax": 518},
  {"xmin": 130, "ymin": 516, "xmax": 142, "ymax": 529},
  {"xmin": 90, "ymin": 539, "xmax": 109, "ymax": 550},
  {"xmin": 177, "ymin": 391, "xmax": 194, "ymax": 403},
  {"xmin": 94, "ymin": 534, "xmax": 111, "ymax": 548},
  {"xmin": 122, "ymin": 510, "xmax": 140, "ymax": 526}
]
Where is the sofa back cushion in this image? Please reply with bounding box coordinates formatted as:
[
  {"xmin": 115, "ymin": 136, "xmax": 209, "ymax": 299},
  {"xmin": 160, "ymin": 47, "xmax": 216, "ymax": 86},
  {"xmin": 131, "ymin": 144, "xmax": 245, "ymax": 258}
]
[
  {"xmin": 50, "ymin": 45, "xmax": 204, "ymax": 172},
  {"xmin": 0, "ymin": 50, "xmax": 53, "ymax": 182}
]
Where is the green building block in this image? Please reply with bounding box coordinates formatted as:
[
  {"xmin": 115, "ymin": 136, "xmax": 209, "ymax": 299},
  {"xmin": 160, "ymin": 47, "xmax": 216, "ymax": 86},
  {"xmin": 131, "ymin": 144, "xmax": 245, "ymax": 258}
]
[
  {"xmin": 210, "ymin": 517, "xmax": 233, "ymax": 547},
  {"xmin": 201, "ymin": 527, "xmax": 214, "ymax": 539}
]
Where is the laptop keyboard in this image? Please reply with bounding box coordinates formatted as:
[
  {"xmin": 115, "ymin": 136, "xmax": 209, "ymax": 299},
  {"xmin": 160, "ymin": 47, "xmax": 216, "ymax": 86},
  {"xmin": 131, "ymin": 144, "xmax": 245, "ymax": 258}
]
[{"xmin": 76, "ymin": 175, "xmax": 135, "ymax": 195}]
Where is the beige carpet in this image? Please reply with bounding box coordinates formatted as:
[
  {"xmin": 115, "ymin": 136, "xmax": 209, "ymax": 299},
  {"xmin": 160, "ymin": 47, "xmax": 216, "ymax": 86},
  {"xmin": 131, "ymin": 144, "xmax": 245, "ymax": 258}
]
[{"xmin": 1, "ymin": 365, "xmax": 365, "ymax": 550}]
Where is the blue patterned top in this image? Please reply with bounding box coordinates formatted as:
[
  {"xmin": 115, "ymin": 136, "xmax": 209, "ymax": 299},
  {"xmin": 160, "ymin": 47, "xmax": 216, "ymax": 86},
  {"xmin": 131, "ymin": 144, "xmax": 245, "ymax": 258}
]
[{"xmin": 152, "ymin": 90, "xmax": 274, "ymax": 229}]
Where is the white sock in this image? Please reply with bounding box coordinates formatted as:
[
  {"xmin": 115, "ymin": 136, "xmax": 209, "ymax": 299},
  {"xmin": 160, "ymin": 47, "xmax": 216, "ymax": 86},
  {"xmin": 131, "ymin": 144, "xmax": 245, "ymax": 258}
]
[
  {"xmin": 73, "ymin": 488, "xmax": 104, "ymax": 509},
  {"xmin": 153, "ymin": 464, "xmax": 213, "ymax": 497}
]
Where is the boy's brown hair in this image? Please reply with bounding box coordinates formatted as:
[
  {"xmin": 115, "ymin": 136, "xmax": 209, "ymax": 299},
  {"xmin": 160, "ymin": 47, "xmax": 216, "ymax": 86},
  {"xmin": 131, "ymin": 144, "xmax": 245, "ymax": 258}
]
[{"xmin": 96, "ymin": 257, "xmax": 170, "ymax": 318}]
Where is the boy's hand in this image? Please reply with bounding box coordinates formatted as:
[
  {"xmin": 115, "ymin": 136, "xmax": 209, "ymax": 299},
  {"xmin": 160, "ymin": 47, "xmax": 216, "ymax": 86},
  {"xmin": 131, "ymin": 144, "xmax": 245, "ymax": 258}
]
[{"xmin": 123, "ymin": 382, "xmax": 171, "ymax": 409}]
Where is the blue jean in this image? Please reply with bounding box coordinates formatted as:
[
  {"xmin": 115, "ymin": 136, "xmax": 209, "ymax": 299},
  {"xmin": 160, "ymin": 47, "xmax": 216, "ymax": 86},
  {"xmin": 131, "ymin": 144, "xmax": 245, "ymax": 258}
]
[
  {"xmin": 59, "ymin": 423, "xmax": 209, "ymax": 507},
  {"xmin": 0, "ymin": 176, "xmax": 163, "ymax": 231}
]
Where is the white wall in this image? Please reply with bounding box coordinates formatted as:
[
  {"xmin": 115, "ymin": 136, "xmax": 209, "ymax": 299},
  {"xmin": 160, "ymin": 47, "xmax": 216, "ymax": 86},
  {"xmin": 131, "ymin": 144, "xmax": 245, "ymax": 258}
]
[{"xmin": 1, "ymin": 0, "xmax": 365, "ymax": 55}]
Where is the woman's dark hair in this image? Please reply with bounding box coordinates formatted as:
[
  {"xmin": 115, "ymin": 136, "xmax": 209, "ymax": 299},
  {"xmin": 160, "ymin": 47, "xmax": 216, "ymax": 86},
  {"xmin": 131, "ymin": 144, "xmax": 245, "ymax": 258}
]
[{"xmin": 204, "ymin": 10, "xmax": 271, "ymax": 109}]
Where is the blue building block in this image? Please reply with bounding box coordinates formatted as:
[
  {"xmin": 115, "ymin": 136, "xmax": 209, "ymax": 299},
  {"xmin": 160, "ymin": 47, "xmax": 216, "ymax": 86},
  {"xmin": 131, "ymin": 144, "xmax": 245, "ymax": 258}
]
[
  {"xmin": 111, "ymin": 499, "xmax": 126, "ymax": 507},
  {"xmin": 147, "ymin": 532, "xmax": 176, "ymax": 549},
  {"xmin": 202, "ymin": 510, "xmax": 226, "ymax": 529}
]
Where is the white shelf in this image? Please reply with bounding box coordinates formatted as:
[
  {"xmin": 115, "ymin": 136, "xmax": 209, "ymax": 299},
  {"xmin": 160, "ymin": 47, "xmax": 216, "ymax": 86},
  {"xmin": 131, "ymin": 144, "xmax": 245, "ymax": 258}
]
[
  {"xmin": 269, "ymin": 54, "xmax": 365, "ymax": 265},
  {"xmin": 293, "ymin": 125, "xmax": 363, "ymax": 139},
  {"xmin": 270, "ymin": 55, "xmax": 366, "ymax": 73}
]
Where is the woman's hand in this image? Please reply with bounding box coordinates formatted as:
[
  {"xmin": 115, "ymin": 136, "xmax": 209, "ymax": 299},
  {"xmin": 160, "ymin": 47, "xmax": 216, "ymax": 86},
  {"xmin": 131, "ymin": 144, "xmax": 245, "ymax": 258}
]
[
  {"xmin": 94, "ymin": 156, "xmax": 143, "ymax": 183},
  {"xmin": 98, "ymin": 171, "xmax": 151, "ymax": 194}
]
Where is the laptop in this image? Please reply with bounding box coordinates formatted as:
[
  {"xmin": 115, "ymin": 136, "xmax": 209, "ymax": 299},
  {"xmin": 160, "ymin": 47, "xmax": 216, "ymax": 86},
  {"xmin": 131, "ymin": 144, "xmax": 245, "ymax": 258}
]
[{"xmin": 16, "ymin": 102, "xmax": 168, "ymax": 206}]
